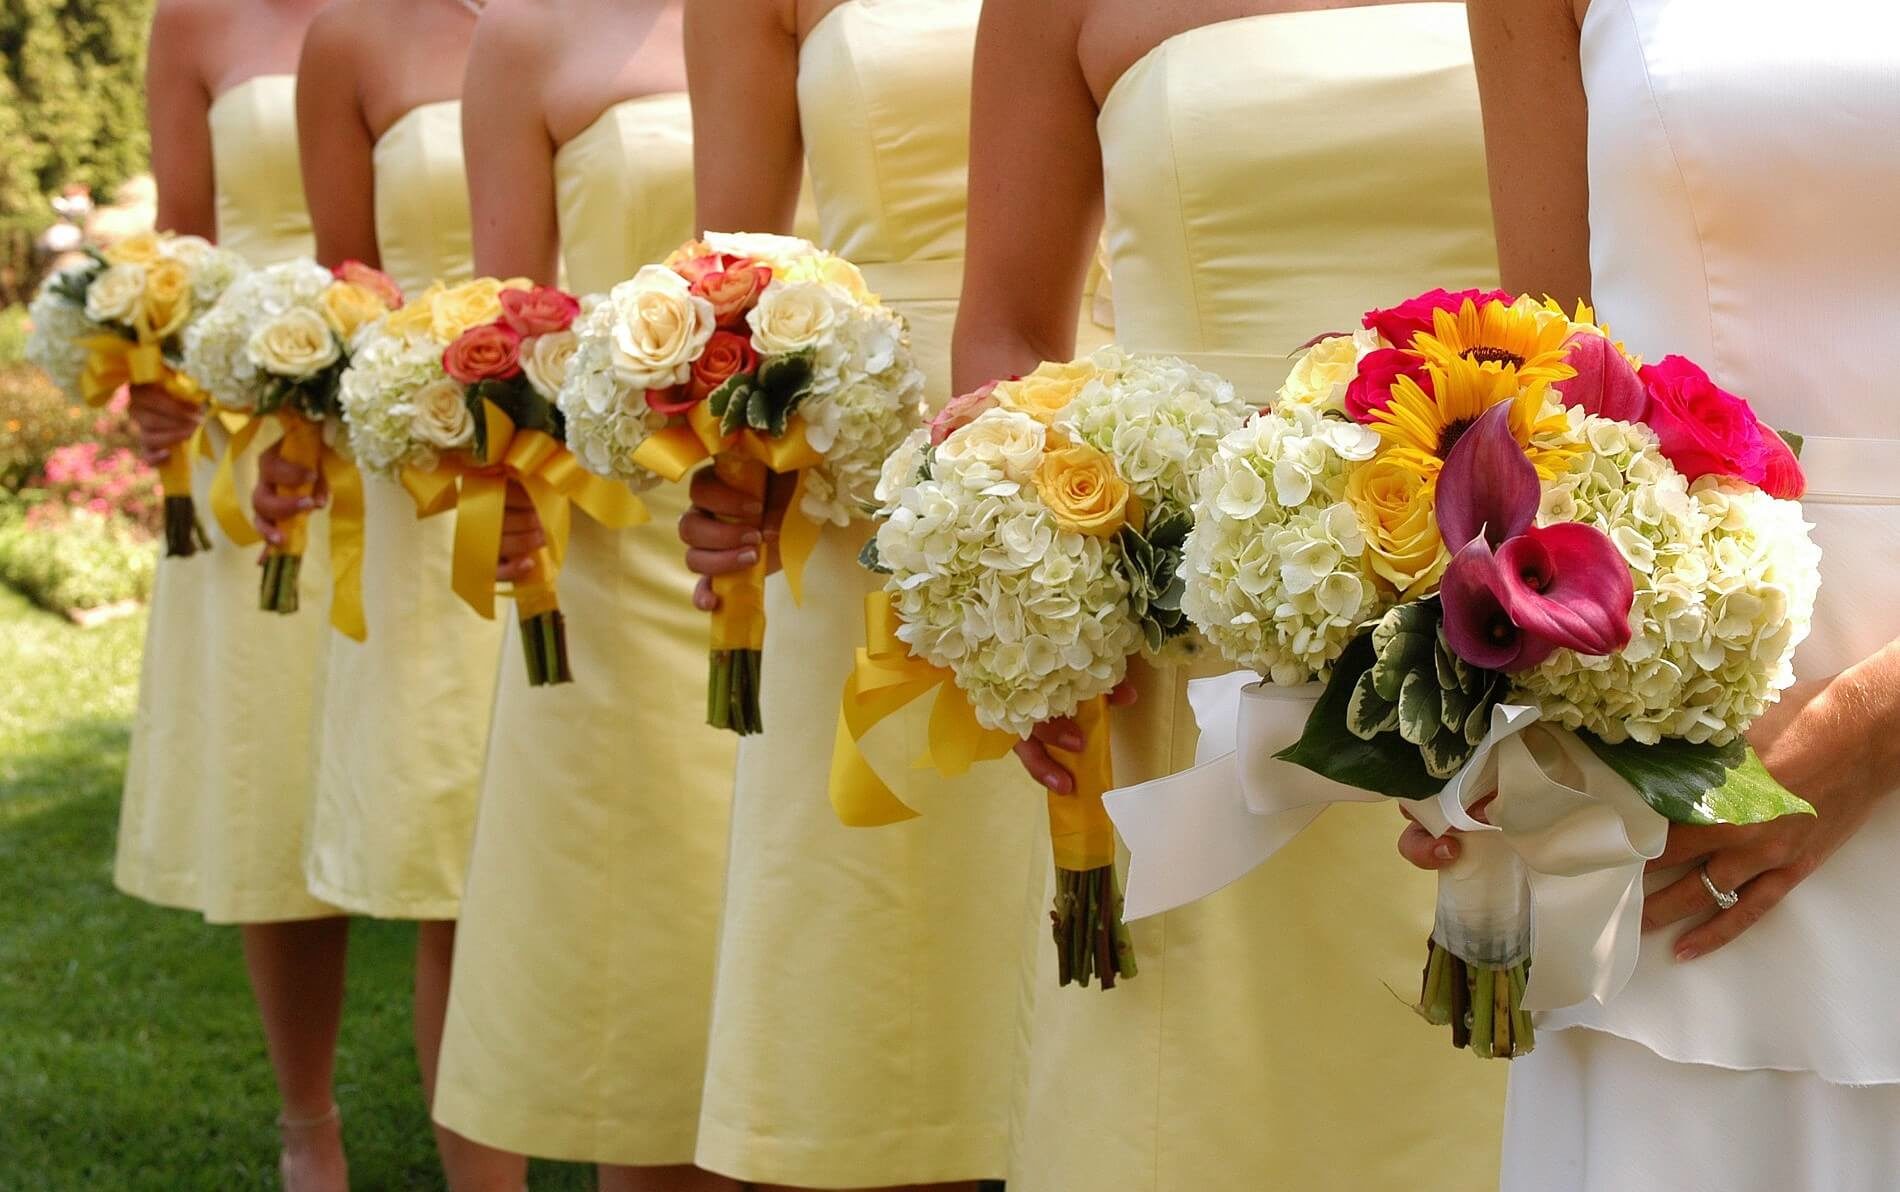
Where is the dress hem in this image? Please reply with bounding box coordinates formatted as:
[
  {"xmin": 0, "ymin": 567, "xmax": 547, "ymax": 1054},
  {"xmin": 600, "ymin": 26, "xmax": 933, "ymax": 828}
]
[
  {"xmin": 114, "ymin": 865, "xmax": 341, "ymax": 925},
  {"xmin": 694, "ymin": 1115, "xmax": 1007, "ymax": 1187},
  {"xmin": 1539, "ymin": 1020, "xmax": 1900, "ymax": 1089},
  {"xmin": 302, "ymin": 875, "xmax": 461, "ymax": 922},
  {"xmin": 433, "ymin": 1092, "xmax": 697, "ymax": 1168}
]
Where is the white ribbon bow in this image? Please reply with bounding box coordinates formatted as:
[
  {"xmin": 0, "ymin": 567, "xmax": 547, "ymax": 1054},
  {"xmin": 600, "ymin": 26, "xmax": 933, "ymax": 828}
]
[{"xmin": 1102, "ymin": 678, "xmax": 1668, "ymax": 1012}]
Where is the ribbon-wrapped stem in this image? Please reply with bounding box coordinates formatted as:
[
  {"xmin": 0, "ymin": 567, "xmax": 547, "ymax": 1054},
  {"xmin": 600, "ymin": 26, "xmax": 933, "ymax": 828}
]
[
  {"xmin": 1415, "ymin": 830, "xmax": 1534, "ymax": 1058},
  {"xmin": 708, "ymin": 452, "xmax": 769, "ymax": 734},
  {"xmin": 81, "ymin": 336, "xmax": 208, "ymax": 556},
  {"xmin": 1045, "ymin": 694, "xmax": 1137, "ymax": 989},
  {"xmin": 259, "ymin": 410, "xmax": 324, "ymax": 615}
]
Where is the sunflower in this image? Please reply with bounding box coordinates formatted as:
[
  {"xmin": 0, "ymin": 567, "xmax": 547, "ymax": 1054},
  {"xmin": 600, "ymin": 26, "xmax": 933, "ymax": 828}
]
[
  {"xmin": 1413, "ymin": 294, "xmax": 1575, "ymax": 385},
  {"xmin": 1366, "ymin": 354, "xmax": 1575, "ymax": 483}
]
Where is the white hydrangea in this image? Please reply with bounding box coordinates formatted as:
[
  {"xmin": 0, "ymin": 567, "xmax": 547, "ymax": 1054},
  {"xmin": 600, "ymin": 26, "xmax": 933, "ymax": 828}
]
[
  {"xmin": 175, "ymin": 239, "xmax": 247, "ymax": 305},
  {"xmin": 874, "ymin": 416, "xmax": 1144, "ymax": 734},
  {"xmin": 183, "ymin": 259, "xmax": 335, "ymax": 410},
  {"xmin": 796, "ymin": 297, "xmax": 926, "ymax": 525},
  {"xmin": 555, "ymin": 296, "xmax": 670, "ymax": 491},
  {"xmin": 1181, "ymin": 405, "xmax": 1389, "ymax": 685},
  {"xmin": 1057, "ymin": 347, "xmax": 1254, "ymax": 514},
  {"xmin": 336, "ymin": 318, "xmax": 451, "ymax": 475},
  {"xmin": 24, "ymin": 274, "xmax": 98, "ymax": 396},
  {"xmin": 1515, "ymin": 415, "xmax": 1819, "ymax": 745}
]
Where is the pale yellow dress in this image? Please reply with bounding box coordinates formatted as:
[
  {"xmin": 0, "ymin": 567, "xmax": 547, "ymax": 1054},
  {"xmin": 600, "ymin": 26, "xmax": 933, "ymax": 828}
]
[
  {"xmin": 693, "ymin": 2, "xmax": 1075, "ymax": 1184},
  {"xmin": 304, "ymin": 101, "xmax": 501, "ymax": 919},
  {"xmin": 433, "ymin": 93, "xmax": 734, "ymax": 1165},
  {"xmin": 115, "ymin": 74, "xmax": 337, "ymax": 924},
  {"xmin": 1009, "ymin": 9, "xmax": 1510, "ymax": 1189}
]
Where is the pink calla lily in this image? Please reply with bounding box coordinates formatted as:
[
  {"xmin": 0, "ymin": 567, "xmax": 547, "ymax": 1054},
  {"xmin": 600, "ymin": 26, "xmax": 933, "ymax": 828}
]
[
  {"xmin": 1439, "ymin": 537, "xmax": 1559, "ymax": 672},
  {"xmin": 1493, "ymin": 523, "xmax": 1635, "ymax": 658},
  {"xmin": 1555, "ymin": 332, "xmax": 1648, "ymax": 422},
  {"xmin": 1433, "ymin": 400, "xmax": 1539, "ymax": 551}
]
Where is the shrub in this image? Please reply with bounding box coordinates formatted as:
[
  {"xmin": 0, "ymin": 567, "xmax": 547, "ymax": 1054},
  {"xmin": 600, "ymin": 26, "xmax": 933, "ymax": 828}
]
[
  {"xmin": 0, "ymin": 303, "xmax": 28, "ymax": 364},
  {"xmin": 0, "ymin": 362, "xmax": 140, "ymax": 491},
  {"xmin": 28, "ymin": 440, "xmax": 160, "ymax": 535},
  {"xmin": 0, "ymin": 495, "xmax": 155, "ymax": 612}
]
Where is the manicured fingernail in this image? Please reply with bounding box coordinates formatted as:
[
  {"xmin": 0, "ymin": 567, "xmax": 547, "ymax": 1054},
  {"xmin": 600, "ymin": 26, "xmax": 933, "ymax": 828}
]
[
  {"xmin": 742, "ymin": 530, "xmax": 761, "ymax": 546},
  {"xmin": 1433, "ymin": 840, "xmax": 1457, "ymax": 862},
  {"xmin": 1061, "ymin": 731, "xmax": 1084, "ymax": 750},
  {"xmin": 743, "ymin": 501, "xmax": 764, "ymax": 516},
  {"xmin": 1675, "ymin": 945, "xmax": 1699, "ymax": 962},
  {"xmin": 298, "ymin": 499, "xmax": 318, "ymax": 511}
]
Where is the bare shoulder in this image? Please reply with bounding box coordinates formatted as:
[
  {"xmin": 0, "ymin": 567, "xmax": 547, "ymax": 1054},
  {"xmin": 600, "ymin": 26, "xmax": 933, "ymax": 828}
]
[
  {"xmin": 469, "ymin": 0, "xmax": 557, "ymax": 77},
  {"xmin": 300, "ymin": 0, "xmax": 377, "ymax": 66}
]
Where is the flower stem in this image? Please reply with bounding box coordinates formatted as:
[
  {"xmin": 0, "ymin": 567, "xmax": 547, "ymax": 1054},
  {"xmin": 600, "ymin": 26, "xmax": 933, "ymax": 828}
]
[
  {"xmin": 520, "ymin": 609, "xmax": 573, "ymax": 686},
  {"xmin": 707, "ymin": 649, "xmax": 764, "ymax": 735},
  {"xmin": 1050, "ymin": 865, "xmax": 1136, "ymax": 990},
  {"xmin": 1414, "ymin": 938, "xmax": 1534, "ymax": 1059},
  {"xmin": 259, "ymin": 552, "xmax": 301, "ymax": 615},
  {"xmin": 163, "ymin": 495, "xmax": 209, "ymax": 558}
]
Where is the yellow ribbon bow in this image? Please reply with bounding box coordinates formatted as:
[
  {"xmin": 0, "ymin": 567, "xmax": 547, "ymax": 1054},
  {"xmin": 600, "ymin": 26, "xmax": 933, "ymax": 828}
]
[
  {"xmin": 78, "ymin": 333, "xmax": 207, "ymax": 501},
  {"xmin": 403, "ymin": 398, "xmax": 647, "ymax": 620},
  {"xmin": 208, "ymin": 410, "xmax": 369, "ymax": 641}
]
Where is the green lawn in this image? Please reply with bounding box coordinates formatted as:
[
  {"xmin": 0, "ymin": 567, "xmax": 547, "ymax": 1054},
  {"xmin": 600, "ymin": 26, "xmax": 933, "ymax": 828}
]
[{"xmin": 0, "ymin": 587, "xmax": 590, "ymax": 1189}]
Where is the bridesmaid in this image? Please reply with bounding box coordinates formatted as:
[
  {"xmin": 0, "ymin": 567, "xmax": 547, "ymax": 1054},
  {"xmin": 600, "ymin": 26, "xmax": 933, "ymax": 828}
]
[
  {"xmin": 1399, "ymin": 3, "xmax": 1900, "ymax": 1188},
  {"xmin": 114, "ymin": 0, "xmax": 349, "ymax": 1185},
  {"xmin": 955, "ymin": 2, "xmax": 1508, "ymax": 1188},
  {"xmin": 255, "ymin": 0, "xmax": 513, "ymax": 1184},
  {"xmin": 429, "ymin": 3, "xmax": 737, "ymax": 1188},
  {"xmin": 677, "ymin": 1, "xmax": 1103, "ymax": 1187}
]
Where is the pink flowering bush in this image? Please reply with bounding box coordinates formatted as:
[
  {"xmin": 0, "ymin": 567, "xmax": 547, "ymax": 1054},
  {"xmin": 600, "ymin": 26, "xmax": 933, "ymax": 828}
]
[{"xmin": 27, "ymin": 441, "xmax": 161, "ymax": 536}]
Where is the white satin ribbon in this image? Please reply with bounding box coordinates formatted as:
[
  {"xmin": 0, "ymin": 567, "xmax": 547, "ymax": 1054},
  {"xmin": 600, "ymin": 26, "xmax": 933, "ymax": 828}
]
[{"xmin": 1102, "ymin": 680, "xmax": 1669, "ymax": 1013}]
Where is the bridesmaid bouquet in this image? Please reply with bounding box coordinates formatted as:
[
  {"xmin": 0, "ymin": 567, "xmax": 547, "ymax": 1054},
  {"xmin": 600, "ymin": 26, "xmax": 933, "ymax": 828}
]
[
  {"xmin": 339, "ymin": 277, "xmax": 643, "ymax": 684},
  {"xmin": 1142, "ymin": 289, "xmax": 1820, "ymax": 1056},
  {"xmin": 183, "ymin": 258, "xmax": 401, "ymax": 635},
  {"xmin": 558, "ymin": 232, "xmax": 926, "ymax": 733},
  {"xmin": 841, "ymin": 348, "xmax": 1252, "ymax": 988},
  {"xmin": 26, "ymin": 231, "xmax": 246, "ymax": 555}
]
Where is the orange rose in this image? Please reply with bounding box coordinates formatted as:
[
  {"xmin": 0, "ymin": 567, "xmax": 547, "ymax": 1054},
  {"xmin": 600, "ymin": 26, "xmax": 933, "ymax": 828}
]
[
  {"xmin": 688, "ymin": 257, "xmax": 773, "ymax": 329},
  {"xmin": 442, "ymin": 323, "xmax": 523, "ymax": 385},
  {"xmin": 332, "ymin": 260, "xmax": 404, "ymax": 309},
  {"xmin": 498, "ymin": 285, "xmax": 580, "ymax": 337},
  {"xmin": 690, "ymin": 330, "xmax": 760, "ymax": 401}
]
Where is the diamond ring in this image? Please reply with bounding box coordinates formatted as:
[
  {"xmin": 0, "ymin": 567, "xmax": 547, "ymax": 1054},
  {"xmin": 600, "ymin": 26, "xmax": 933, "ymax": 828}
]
[{"xmin": 1701, "ymin": 866, "xmax": 1740, "ymax": 911}]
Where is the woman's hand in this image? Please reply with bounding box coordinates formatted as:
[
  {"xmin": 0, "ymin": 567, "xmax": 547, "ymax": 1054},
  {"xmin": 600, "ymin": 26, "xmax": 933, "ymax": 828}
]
[
  {"xmin": 125, "ymin": 383, "xmax": 204, "ymax": 465},
  {"xmin": 1012, "ymin": 681, "xmax": 1140, "ymax": 794},
  {"xmin": 1642, "ymin": 675, "xmax": 1895, "ymax": 961},
  {"xmin": 251, "ymin": 440, "xmax": 328, "ymax": 548},
  {"xmin": 496, "ymin": 483, "xmax": 546, "ymax": 583},
  {"xmin": 679, "ymin": 465, "xmax": 793, "ymax": 612}
]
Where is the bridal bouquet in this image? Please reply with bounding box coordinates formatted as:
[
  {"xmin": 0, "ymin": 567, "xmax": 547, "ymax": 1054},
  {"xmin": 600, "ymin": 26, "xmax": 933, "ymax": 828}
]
[
  {"xmin": 339, "ymin": 277, "xmax": 642, "ymax": 684},
  {"xmin": 1163, "ymin": 289, "xmax": 1819, "ymax": 1056},
  {"xmin": 26, "ymin": 231, "xmax": 246, "ymax": 555},
  {"xmin": 184, "ymin": 259, "xmax": 400, "ymax": 633},
  {"xmin": 841, "ymin": 348, "xmax": 1253, "ymax": 988},
  {"xmin": 558, "ymin": 232, "xmax": 926, "ymax": 733}
]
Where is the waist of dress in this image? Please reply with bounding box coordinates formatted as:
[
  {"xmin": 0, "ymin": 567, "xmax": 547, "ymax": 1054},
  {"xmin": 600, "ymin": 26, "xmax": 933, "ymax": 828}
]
[
  {"xmin": 1121, "ymin": 347, "xmax": 1289, "ymax": 405},
  {"xmin": 856, "ymin": 257, "xmax": 963, "ymax": 304},
  {"xmin": 1794, "ymin": 436, "xmax": 1900, "ymax": 503}
]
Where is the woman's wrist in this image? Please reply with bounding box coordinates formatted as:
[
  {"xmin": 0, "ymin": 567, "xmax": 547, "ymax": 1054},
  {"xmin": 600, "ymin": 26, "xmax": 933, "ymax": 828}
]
[{"xmin": 1827, "ymin": 643, "xmax": 1900, "ymax": 785}]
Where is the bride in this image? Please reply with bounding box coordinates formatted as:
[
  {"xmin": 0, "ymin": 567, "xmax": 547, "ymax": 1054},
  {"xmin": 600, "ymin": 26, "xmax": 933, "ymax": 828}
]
[{"xmin": 1402, "ymin": 1, "xmax": 1900, "ymax": 1186}]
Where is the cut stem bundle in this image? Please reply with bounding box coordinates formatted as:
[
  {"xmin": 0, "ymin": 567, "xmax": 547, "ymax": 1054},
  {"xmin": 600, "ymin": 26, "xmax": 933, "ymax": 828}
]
[
  {"xmin": 1416, "ymin": 941, "xmax": 1534, "ymax": 1059},
  {"xmin": 1051, "ymin": 865, "xmax": 1137, "ymax": 990},
  {"xmin": 163, "ymin": 495, "xmax": 209, "ymax": 558}
]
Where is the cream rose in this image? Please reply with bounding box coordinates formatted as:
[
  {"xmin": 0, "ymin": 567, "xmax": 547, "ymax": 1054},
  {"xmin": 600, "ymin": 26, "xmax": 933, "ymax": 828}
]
[
  {"xmin": 84, "ymin": 262, "xmax": 147, "ymax": 325},
  {"xmin": 1279, "ymin": 329, "xmax": 1379, "ymax": 412},
  {"xmin": 937, "ymin": 409, "xmax": 1048, "ymax": 487},
  {"xmin": 746, "ymin": 281, "xmax": 840, "ymax": 356},
  {"xmin": 409, "ymin": 377, "xmax": 475, "ymax": 451},
  {"xmin": 780, "ymin": 254, "xmax": 872, "ymax": 301},
  {"xmin": 161, "ymin": 234, "xmax": 214, "ymax": 269},
  {"xmin": 606, "ymin": 265, "xmax": 716, "ymax": 389},
  {"xmin": 522, "ymin": 329, "xmax": 579, "ymax": 400},
  {"xmin": 249, "ymin": 307, "xmax": 341, "ymax": 379},
  {"xmin": 701, "ymin": 231, "xmax": 816, "ymax": 269}
]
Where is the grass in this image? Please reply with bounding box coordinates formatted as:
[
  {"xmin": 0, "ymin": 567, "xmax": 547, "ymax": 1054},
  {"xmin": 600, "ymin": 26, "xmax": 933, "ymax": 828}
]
[{"xmin": 0, "ymin": 585, "xmax": 592, "ymax": 1189}]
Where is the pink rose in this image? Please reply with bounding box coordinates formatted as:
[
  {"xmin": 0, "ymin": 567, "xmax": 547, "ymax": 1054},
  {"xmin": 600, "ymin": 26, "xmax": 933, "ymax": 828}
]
[
  {"xmin": 1553, "ymin": 331, "xmax": 1647, "ymax": 422},
  {"xmin": 1362, "ymin": 287, "xmax": 1514, "ymax": 347},
  {"xmin": 442, "ymin": 322, "xmax": 523, "ymax": 385},
  {"xmin": 646, "ymin": 386, "xmax": 702, "ymax": 417},
  {"xmin": 929, "ymin": 378, "xmax": 1006, "ymax": 445},
  {"xmin": 1344, "ymin": 348, "xmax": 1433, "ymax": 423},
  {"xmin": 689, "ymin": 330, "xmax": 761, "ymax": 402},
  {"xmin": 1638, "ymin": 356, "xmax": 1805, "ymax": 500},
  {"xmin": 332, "ymin": 260, "xmax": 404, "ymax": 309},
  {"xmin": 686, "ymin": 256, "xmax": 773, "ymax": 329},
  {"xmin": 498, "ymin": 285, "xmax": 580, "ymax": 337}
]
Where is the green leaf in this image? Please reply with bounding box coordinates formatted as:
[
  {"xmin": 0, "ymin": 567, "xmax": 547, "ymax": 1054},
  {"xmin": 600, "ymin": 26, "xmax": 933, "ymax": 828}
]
[
  {"xmin": 1581, "ymin": 733, "xmax": 1816, "ymax": 825},
  {"xmin": 857, "ymin": 535, "xmax": 889, "ymax": 575},
  {"xmin": 1275, "ymin": 633, "xmax": 1444, "ymax": 799},
  {"xmin": 1778, "ymin": 429, "xmax": 1804, "ymax": 459}
]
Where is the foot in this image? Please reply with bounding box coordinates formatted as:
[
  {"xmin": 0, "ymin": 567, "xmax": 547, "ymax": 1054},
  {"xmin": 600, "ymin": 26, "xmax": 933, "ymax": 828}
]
[{"xmin": 278, "ymin": 1105, "xmax": 348, "ymax": 1192}]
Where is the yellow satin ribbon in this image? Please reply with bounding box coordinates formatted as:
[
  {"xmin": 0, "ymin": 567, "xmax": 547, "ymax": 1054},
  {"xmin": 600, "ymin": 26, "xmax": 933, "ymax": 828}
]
[
  {"xmin": 828, "ymin": 591, "xmax": 1019, "ymax": 826},
  {"xmin": 208, "ymin": 410, "xmax": 370, "ymax": 641},
  {"xmin": 1043, "ymin": 693, "xmax": 1120, "ymax": 873},
  {"xmin": 78, "ymin": 333, "xmax": 205, "ymax": 500},
  {"xmin": 404, "ymin": 398, "xmax": 647, "ymax": 621}
]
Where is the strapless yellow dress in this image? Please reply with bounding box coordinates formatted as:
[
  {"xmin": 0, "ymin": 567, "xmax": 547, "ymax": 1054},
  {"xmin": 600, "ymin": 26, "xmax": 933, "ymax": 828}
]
[
  {"xmin": 115, "ymin": 74, "xmax": 336, "ymax": 924},
  {"xmin": 303, "ymin": 101, "xmax": 501, "ymax": 919},
  {"xmin": 432, "ymin": 93, "xmax": 733, "ymax": 1165},
  {"xmin": 1009, "ymin": 10, "xmax": 1508, "ymax": 1189},
  {"xmin": 691, "ymin": 2, "xmax": 1119, "ymax": 1183}
]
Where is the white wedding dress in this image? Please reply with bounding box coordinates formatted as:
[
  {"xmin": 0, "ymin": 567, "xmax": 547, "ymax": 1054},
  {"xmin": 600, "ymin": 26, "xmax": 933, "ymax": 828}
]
[{"xmin": 1503, "ymin": 3, "xmax": 1900, "ymax": 1188}]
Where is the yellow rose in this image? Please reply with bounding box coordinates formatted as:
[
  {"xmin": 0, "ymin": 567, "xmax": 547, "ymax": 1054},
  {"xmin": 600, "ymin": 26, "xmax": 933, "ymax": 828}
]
[
  {"xmin": 384, "ymin": 282, "xmax": 445, "ymax": 340},
  {"xmin": 994, "ymin": 357, "xmax": 1096, "ymax": 427},
  {"xmin": 249, "ymin": 307, "xmax": 341, "ymax": 379},
  {"xmin": 319, "ymin": 281, "xmax": 389, "ymax": 340},
  {"xmin": 1035, "ymin": 442, "xmax": 1131, "ymax": 538},
  {"xmin": 138, "ymin": 258, "xmax": 194, "ymax": 338},
  {"xmin": 1345, "ymin": 453, "xmax": 1449, "ymax": 599},
  {"xmin": 430, "ymin": 278, "xmax": 511, "ymax": 343},
  {"xmin": 102, "ymin": 231, "xmax": 163, "ymax": 266}
]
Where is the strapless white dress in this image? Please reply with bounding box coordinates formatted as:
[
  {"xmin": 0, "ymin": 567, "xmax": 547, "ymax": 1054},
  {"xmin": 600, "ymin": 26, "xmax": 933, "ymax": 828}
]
[{"xmin": 1504, "ymin": 3, "xmax": 1900, "ymax": 1188}]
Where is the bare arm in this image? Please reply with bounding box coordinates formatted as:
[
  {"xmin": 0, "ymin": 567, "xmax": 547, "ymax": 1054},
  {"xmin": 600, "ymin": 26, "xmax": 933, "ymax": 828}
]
[
  {"xmin": 145, "ymin": 0, "xmax": 217, "ymax": 238},
  {"xmin": 462, "ymin": 1, "xmax": 560, "ymax": 283},
  {"xmin": 1467, "ymin": 0, "xmax": 1592, "ymax": 302},
  {"xmin": 951, "ymin": 0, "xmax": 1101, "ymax": 394},
  {"xmin": 685, "ymin": 0, "xmax": 803, "ymax": 233},
  {"xmin": 296, "ymin": 7, "xmax": 381, "ymax": 269}
]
